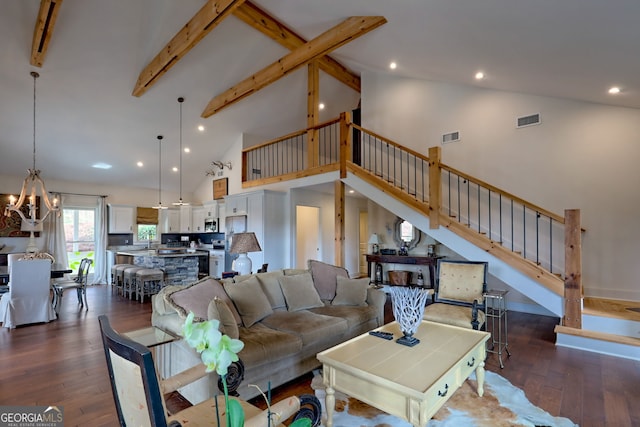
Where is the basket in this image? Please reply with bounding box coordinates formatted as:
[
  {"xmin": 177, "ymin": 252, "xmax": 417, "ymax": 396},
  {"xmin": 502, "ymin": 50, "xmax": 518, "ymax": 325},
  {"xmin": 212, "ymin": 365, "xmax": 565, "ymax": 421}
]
[{"xmin": 388, "ymin": 270, "xmax": 413, "ymax": 285}]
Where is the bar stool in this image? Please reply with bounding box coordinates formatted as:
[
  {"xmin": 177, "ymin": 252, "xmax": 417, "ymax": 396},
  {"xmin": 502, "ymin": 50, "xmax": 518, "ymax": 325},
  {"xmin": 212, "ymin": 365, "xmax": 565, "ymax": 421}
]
[
  {"xmin": 123, "ymin": 266, "xmax": 145, "ymax": 300},
  {"xmin": 112, "ymin": 264, "xmax": 134, "ymax": 296},
  {"xmin": 135, "ymin": 269, "xmax": 164, "ymax": 303}
]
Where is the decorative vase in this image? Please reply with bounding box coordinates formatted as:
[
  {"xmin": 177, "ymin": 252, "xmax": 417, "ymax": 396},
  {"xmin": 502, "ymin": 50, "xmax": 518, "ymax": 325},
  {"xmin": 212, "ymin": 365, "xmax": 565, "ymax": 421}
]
[{"xmin": 389, "ymin": 286, "xmax": 429, "ymax": 347}]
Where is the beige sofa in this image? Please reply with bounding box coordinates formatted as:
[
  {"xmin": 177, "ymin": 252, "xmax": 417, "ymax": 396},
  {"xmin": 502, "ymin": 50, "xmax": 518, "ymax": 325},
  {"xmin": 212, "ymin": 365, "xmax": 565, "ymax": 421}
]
[{"xmin": 151, "ymin": 260, "xmax": 386, "ymax": 403}]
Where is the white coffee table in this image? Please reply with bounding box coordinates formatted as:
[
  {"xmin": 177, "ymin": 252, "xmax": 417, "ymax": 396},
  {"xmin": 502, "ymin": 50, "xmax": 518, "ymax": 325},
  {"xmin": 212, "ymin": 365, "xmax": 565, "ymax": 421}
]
[{"xmin": 317, "ymin": 320, "xmax": 490, "ymax": 427}]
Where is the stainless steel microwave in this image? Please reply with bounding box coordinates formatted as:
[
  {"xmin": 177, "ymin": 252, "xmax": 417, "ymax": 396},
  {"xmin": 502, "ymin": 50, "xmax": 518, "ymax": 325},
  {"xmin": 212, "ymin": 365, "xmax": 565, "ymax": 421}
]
[{"xmin": 204, "ymin": 218, "xmax": 217, "ymax": 232}]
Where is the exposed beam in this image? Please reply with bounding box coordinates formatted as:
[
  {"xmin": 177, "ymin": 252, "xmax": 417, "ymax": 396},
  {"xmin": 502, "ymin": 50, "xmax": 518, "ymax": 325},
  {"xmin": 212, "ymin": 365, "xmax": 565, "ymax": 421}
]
[
  {"xmin": 30, "ymin": 0, "xmax": 64, "ymax": 68},
  {"xmin": 202, "ymin": 16, "xmax": 386, "ymax": 118},
  {"xmin": 233, "ymin": 1, "xmax": 361, "ymax": 92},
  {"xmin": 132, "ymin": 0, "xmax": 247, "ymax": 97}
]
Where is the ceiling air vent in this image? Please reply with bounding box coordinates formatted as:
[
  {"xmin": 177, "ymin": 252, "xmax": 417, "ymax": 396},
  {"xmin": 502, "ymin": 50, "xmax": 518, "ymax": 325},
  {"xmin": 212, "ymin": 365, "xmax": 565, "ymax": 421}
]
[
  {"xmin": 517, "ymin": 113, "xmax": 541, "ymax": 128},
  {"xmin": 442, "ymin": 131, "xmax": 460, "ymax": 144}
]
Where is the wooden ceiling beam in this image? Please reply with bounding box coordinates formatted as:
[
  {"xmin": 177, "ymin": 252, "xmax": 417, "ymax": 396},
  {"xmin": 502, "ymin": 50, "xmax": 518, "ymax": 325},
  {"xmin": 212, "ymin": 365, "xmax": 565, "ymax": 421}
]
[
  {"xmin": 30, "ymin": 0, "xmax": 64, "ymax": 67},
  {"xmin": 132, "ymin": 0, "xmax": 247, "ymax": 97},
  {"xmin": 202, "ymin": 16, "xmax": 386, "ymax": 118},
  {"xmin": 233, "ymin": 1, "xmax": 361, "ymax": 92}
]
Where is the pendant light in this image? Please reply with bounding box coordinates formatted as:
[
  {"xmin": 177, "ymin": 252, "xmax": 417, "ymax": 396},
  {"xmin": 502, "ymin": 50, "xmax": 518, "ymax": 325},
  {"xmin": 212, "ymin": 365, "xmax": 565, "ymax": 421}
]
[
  {"xmin": 172, "ymin": 97, "xmax": 189, "ymax": 206},
  {"xmin": 4, "ymin": 71, "xmax": 60, "ymax": 227},
  {"xmin": 152, "ymin": 135, "xmax": 168, "ymax": 210}
]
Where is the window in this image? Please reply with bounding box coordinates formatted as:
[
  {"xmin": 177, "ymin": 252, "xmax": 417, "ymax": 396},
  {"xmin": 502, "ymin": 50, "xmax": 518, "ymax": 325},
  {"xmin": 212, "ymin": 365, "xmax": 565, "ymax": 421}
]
[
  {"xmin": 63, "ymin": 208, "xmax": 96, "ymax": 271},
  {"xmin": 137, "ymin": 224, "xmax": 157, "ymax": 242}
]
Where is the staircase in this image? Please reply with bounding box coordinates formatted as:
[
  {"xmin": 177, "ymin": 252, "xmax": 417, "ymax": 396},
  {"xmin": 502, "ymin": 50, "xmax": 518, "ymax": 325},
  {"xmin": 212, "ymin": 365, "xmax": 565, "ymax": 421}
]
[{"xmin": 241, "ymin": 112, "xmax": 640, "ymax": 360}]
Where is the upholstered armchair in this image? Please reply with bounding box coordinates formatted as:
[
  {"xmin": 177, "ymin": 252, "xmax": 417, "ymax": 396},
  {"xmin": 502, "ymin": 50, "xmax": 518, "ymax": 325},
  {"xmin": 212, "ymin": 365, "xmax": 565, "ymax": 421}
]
[
  {"xmin": 423, "ymin": 260, "xmax": 488, "ymax": 330},
  {"xmin": 0, "ymin": 258, "xmax": 56, "ymax": 328},
  {"xmin": 98, "ymin": 315, "xmax": 321, "ymax": 427}
]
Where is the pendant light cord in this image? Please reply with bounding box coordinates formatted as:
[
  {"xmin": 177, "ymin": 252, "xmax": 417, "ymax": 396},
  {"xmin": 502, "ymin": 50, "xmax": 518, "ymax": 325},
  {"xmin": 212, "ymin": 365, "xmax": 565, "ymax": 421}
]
[
  {"xmin": 158, "ymin": 135, "xmax": 163, "ymax": 207},
  {"xmin": 31, "ymin": 71, "xmax": 39, "ymax": 171},
  {"xmin": 178, "ymin": 97, "xmax": 184, "ymax": 203}
]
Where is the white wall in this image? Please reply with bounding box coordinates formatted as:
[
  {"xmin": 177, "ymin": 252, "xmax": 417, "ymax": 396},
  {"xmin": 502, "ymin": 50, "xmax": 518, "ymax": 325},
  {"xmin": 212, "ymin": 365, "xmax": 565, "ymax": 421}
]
[{"xmin": 361, "ymin": 71, "xmax": 640, "ymax": 300}]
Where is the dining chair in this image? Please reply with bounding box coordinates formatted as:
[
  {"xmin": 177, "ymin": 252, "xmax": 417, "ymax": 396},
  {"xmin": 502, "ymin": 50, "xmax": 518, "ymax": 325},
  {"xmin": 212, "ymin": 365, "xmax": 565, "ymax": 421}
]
[
  {"xmin": 0, "ymin": 258, "xmax": 56, "ymax": 328},
  {"xmin": 98, "ymin": 315, "xmax": 321, "ymax": 427},
  {"xmin": 52, "ymin": 258, "xmax": 92, "ymax": 314},
  {"xmin": 423, "ymin": 259, "xmax": 488, "ymax": 330}
]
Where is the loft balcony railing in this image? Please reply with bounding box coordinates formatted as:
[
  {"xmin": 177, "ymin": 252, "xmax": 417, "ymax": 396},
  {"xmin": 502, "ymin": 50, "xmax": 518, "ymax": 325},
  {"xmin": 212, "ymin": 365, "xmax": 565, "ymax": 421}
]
[{"xmin": 242, "ymin": 112, "xmax": 583, "ymax": 328}]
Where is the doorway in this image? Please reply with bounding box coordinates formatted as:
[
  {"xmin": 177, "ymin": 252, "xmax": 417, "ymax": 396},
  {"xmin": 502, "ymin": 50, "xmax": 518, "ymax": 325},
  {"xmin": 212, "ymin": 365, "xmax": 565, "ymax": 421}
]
[
  {"xmin": 296, "ymin": 205, "xmax": 320, "ymax": 268},
  {"xmin": 359, "ymin": 210, "xmax": 368, "ymax": 276}
]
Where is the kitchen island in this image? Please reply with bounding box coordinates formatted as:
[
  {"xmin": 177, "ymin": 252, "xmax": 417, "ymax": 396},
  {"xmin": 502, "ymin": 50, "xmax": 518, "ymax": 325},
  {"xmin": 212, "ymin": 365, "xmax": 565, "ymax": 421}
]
[{"xmin": 116, "ymin": 248, "xmax": 208, "ymax": 286}]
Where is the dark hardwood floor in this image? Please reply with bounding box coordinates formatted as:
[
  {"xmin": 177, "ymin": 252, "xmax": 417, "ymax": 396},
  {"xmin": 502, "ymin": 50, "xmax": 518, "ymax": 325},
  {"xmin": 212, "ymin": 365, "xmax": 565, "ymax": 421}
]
[{"xmin": 0, "ymin": 285, "xmax": 638, "ymax": 426}]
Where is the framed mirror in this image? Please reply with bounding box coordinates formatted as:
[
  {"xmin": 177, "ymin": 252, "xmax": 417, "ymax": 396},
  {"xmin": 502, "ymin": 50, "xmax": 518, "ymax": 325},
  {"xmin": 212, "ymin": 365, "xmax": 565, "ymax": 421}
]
[{"xmin": 393, "ymin": 217, "xmax": 421, "ymax": 250}]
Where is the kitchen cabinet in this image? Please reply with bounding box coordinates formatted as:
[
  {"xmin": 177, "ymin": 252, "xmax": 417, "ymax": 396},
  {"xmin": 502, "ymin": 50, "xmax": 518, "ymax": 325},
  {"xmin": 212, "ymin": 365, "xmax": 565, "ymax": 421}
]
[
  {"xmin": 202, "ymin": 201, "xmax": 218, "ymax": 219},
  {"xmin": 161, "ymin": 209, "xmax": 180, "ymax": 233},
  {"xmin": 108, "ymin": 205, "xmax": 135, "ymax": 233},
  {"xmin": 191, "ymin": 207, "xmax": 205, "ymax": 232},
  {"xmin": 225, "ymin": 194, "xmax": 248, "ymax": 216},
  {"xmin": 179, "ymin": 206, "xmax": 192, "ymax": 232}
]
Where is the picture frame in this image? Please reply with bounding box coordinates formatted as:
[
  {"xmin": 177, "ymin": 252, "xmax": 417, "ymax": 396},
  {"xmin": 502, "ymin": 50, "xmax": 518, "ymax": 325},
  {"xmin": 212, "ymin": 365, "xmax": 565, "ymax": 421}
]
[
  {"xmin": 0, "ymin": 194, "xmax": 41, "ymax": 237},
  {"xmin": 213, "ymin": 178, "xmax": 228, "ymax": 200}
]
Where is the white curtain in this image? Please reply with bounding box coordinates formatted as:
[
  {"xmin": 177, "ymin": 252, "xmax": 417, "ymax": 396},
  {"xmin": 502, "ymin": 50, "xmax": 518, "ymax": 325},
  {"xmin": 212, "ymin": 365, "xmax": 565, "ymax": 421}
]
[
  {"xmin": 44, "ymin": 193, "xmax": 68, "ymax": 270},
  {"xmin": 92, "ymin": 196, "xmax": 108, "ymax": 284}
]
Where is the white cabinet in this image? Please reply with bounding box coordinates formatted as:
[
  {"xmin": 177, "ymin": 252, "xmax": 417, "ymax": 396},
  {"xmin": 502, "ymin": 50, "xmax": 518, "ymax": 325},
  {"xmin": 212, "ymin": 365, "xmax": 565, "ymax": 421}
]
[
  {"xmin": 225, "ymin": 195, "xmax": 248, "ymax": 216},
  {"xmin": 191, "ymin": 207, "xmax": 205, "ymax": 233},
  {"xmin": 179, "ymin": 206, "xmax": 193, "ymax": 232},
  {"xmin": 202, "ymin": 201, "xmax": 218, "ymax": 219},
  {"xmin": 244, "ymin": 190, "xmax": 287, "ymax": 272},
  {"xmin": 108, "ymin": 205, "xmax": 135, "ymax": 233},
  {"xmin": 161, "ymin": 209, "xmax": 180, "ymax": 233}
]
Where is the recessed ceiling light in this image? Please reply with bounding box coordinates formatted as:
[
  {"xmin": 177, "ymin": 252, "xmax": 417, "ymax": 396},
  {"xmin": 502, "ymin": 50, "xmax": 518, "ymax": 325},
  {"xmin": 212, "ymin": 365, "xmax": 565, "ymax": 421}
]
[
  {"xmin": 319, "ymin": 103, "xmax": 325, "ymax": 110},
  {"xmin": 608, "ymin": 86, "xmax": 621, "ymax": 94},
  {"xmin": 348, "ymin": 190, "xmax": 355, "ymax": 194},
  {"xmin": 198, "ymin": 125, "xmax": 205, "ymax": 132},
  {"xmin": 389, "ymin": 62, "xmax": 397, "ymax": 70},
  {"xmin": 137, "ymin": 161, "xmax": 143, "ymax": 167},
  {"xmin": 475, "ymin": 71, "xmax": 485, "ymax": 80},
  {"xmin": 184, "ymin": 147, "xmax": 190, "ymax": 153},
  {"xmin": 172, "ymin": 167, "xmax": 178, "ymax": 172},
  {"xmin": 92, "ymin": 162, "xmax": 112, "ymax": 169}
]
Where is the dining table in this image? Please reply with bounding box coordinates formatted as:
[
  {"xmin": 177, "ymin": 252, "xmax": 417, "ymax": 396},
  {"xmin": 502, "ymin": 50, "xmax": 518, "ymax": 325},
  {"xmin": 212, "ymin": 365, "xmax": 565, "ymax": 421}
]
[{"xmin": 0, "ymin": 264, "xmax": 73, "ymax": 287}]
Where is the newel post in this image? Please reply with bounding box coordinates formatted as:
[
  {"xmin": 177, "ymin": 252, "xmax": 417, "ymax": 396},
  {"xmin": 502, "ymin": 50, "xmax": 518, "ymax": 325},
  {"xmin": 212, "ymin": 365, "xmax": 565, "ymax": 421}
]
[
  {"xmin": 339, "ymin": 111, "xmax": 352, "ymax": 179},
  {"xmin": 563, "ymin": 209, "xmax": 582, "ymax": 328},
  {"xmin": 428, "ymin": 146, "xmax": 441, "ymax": 228}
]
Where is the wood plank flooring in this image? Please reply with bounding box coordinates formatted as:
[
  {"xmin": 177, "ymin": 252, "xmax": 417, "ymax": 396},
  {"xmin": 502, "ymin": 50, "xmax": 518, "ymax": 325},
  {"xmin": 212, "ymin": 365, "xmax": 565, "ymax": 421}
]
[{"xmin": 0, "ymin": 285, "xmax": 638, "ymax": 426}]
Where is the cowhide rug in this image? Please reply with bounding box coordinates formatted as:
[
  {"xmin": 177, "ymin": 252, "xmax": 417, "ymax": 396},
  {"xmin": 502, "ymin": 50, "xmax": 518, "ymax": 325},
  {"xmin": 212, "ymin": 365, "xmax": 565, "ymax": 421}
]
[{"xmin": 311, "ymin": 370, "xmax": 578, "ymax": 427}]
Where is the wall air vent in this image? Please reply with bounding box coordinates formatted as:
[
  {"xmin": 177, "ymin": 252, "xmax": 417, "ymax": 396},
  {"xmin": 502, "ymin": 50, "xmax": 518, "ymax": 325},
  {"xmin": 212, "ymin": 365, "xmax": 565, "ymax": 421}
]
[
  {"xmin": 517, "ymin": 113, "xmax": 541, "ymax": 128},
  {"xmin": 442, "ymin": 131, "xmax": 460, "ymax": 144}
]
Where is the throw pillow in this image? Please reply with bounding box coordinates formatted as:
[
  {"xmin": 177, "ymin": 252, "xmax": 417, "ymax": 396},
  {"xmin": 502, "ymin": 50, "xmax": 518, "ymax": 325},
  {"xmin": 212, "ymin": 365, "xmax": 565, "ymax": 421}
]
[
  {"xmin": 165, "ymin": 277, "xmax": 241, "ymax": 324},
  {"xmin": 256, "ymin": 271, "xmax": 286, "ymax": 310},
  {"xmin": 332, "ymin": 276, "xmax": 370, "ymax": 306},
  {"xmin": 224, "ymin": 276, "xmax": 273, "ymax": 327},
  {"xmin": 207, "ymin": 297, "xmax": 240, "ymax": 339},
  {"xmin": 308, "ymin": 260, "xmax": 349, "ymax": 301},
  {"xmin": 278, "ymin": 272, "xmax": 324, "ymax": 312}
]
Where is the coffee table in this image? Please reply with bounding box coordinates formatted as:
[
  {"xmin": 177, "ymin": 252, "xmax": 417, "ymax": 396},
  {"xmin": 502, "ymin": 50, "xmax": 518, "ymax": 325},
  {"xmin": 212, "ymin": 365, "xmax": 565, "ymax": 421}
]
[{"xmin": 317, "ymin": 320, "xmax": 490, "ymax": 427}]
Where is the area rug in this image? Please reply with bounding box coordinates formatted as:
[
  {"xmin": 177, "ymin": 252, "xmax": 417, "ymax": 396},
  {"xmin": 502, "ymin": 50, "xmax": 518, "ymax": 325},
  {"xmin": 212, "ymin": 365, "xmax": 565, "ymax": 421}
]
[{"xmin": 310, "ymin": 370, "xmax": 578, "ymax": 427}]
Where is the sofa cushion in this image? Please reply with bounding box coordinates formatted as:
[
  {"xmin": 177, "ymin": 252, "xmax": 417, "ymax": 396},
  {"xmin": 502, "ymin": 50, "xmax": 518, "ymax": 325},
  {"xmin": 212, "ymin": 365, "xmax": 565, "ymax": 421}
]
[
  {"xmin": 261, "ymin": 311, "xmax": 348, "ymax": 346},
  {"xmin": 153, "ymin": 285, "xmax": 184, "ymax": 316},
  {"xmin": 278, "ymin": 273, "xmax": 324, "ymax": 312},
  {"xmin": 332, "ymin": 276, "xmax": 370, "ymax": 306},
  {"xmin": 164, "ymin": 277, "xmax": 241, "ymax": 324},
  {"xmin": 236, "ymin": 323, "xmax": 302, "ymax": 367},
  {"xmin": 309, "ymin": 305, "xmax": 379, "ymax": 331},
  {"xmin": 308, "ymin": 260, "xmax": 349, "ymax": 301},
  {"xmin": 207, "ymin": 297, "xmax": 240, "ymax": 339},
  {"xmin": 255, "ymin": 271, "xmax": 286, "ymax": 310},
  {"xmin": 283, "ymin": 268, "xmax": 309, "ymax": 276},
  {"xmin": 224, "ymin": 276, "xmax": 274, "ymax": 327}
]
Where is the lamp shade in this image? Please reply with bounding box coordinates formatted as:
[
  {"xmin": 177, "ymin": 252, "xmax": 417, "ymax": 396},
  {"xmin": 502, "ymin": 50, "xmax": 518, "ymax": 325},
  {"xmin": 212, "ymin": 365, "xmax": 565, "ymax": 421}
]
[
  {"xmin": 229, "ymin": 232, "xmax": 262, "ymax": 254},
  {"xmin": 368, "ymin": 233, "xmax": 380, "ymax": 244}
]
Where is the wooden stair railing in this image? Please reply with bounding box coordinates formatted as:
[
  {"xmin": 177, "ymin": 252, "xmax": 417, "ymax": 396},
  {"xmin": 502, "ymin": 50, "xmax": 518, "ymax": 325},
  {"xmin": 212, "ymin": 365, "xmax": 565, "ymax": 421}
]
[{"xmin": 241, "ymin": 112, "xmax": 583, "ymax": 327}]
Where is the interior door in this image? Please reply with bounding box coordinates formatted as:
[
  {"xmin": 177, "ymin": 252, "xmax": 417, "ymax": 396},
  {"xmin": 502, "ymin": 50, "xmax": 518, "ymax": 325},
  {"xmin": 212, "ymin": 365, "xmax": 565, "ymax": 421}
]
[{"xmin": 296, "ymin": 205, "xmax": 320, "ymax": 268}]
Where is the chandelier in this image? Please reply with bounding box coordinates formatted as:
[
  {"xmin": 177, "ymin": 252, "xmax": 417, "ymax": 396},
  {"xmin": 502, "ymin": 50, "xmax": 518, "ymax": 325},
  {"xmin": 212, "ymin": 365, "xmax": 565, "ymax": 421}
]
[
  {"xmin": 4, "ymin": 71, "xmax": 60, "ymax": 228},
  {"xmin": 172, "ymin": 97, "xmax": 188, "ymax": 206}
]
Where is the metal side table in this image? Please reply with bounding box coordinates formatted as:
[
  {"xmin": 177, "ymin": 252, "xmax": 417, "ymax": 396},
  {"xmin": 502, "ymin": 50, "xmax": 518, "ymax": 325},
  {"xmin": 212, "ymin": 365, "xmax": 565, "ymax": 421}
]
[{"xmin": 484, "ymin": 289, "xmax": 511, "ymax": 368}]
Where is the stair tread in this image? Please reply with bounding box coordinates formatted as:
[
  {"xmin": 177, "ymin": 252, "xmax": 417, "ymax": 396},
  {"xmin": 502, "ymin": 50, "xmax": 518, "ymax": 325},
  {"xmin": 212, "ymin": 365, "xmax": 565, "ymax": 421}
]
[{"xmin": 555, "ymin": 325, "xmax": 640, "ymax": 347}]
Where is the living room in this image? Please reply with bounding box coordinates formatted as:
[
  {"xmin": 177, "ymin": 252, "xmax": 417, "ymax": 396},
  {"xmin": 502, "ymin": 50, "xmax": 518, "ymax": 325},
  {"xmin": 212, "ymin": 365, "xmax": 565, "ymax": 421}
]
[{"xmin": 1, "ymin": 1, "xmax": 639, "ymax": 425}]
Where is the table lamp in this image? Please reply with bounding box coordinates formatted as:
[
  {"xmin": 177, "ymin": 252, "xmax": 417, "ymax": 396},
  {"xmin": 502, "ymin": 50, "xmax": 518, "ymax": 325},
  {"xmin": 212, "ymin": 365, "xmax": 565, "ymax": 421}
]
[
  {"xmin": 229, "ymin": 232, "xmax": 262, "ymax": 275},
  {"xmin": 368, "ymin": 233, "xmax": 380, "ymax": 254}
]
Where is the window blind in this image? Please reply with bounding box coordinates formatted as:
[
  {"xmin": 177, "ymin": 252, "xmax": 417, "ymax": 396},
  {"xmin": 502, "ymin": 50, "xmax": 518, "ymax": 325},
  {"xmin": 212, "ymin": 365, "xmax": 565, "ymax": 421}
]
[{"xmin": 136, "ymin": 207, "xmax": 158, "ymax": 225}]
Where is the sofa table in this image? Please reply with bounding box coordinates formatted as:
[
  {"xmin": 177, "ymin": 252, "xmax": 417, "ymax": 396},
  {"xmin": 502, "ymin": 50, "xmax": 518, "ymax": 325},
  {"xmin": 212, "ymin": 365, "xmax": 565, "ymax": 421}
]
[
  {"xmin": 317, "ymin": 320, "xmax": 490, "ymax": 427},
  {"xmin": 365, "ymin": 254, "xmax": 442, "ymax": 287}
]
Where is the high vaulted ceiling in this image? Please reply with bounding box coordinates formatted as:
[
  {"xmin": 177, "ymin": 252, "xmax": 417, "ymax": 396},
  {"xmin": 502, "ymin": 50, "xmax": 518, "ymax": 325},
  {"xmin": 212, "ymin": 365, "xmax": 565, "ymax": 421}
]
[{"xmin": 1, "ymin": 0, "xmax": 639, "ymax": 195}]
